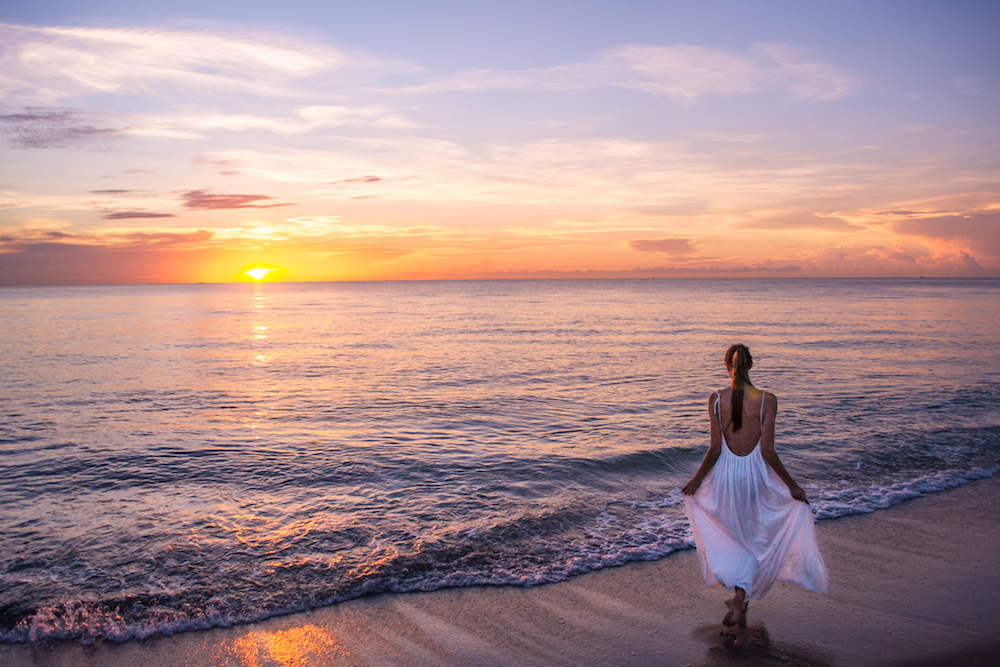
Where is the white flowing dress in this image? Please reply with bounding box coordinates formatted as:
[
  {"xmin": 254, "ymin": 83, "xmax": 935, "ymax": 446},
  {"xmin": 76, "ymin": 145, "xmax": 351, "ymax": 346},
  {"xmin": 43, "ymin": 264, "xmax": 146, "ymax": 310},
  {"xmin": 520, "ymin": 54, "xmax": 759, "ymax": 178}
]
[{"xmin": 684, "ymin": 391, "xmax": 829, "ymax": 601}]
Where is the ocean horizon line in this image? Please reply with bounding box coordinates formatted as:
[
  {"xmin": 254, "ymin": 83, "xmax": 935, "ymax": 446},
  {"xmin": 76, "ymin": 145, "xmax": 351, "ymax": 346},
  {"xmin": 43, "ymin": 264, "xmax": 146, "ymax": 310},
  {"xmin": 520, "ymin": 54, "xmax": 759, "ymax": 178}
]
[{"xmin": 3, "ymin": 275, "xmax": 999, "ymax": 289}]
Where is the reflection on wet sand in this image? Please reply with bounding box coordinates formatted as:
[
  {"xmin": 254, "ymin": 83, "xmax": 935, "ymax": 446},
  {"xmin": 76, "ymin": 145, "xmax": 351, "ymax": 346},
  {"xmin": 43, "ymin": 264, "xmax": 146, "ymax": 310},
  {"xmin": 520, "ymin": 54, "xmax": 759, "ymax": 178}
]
[
  {"xmin": 691, "ymin": 622, "xmax": 832, "ymax": 667},
  {"xmin": 217, "ymin": 624, "xmax": 350, "ymax": 667}
]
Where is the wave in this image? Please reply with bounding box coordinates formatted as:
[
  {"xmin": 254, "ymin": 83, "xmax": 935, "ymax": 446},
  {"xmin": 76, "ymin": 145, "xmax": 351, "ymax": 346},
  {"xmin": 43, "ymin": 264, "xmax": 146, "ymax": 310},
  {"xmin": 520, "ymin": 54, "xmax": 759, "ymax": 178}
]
[
  {"xmin": 4, "ymin": 465, "xmax": 997, "ymax": 645},
  {"xmin": 810, "ymin": 465, "xmax": 999, "ymax": 519}
]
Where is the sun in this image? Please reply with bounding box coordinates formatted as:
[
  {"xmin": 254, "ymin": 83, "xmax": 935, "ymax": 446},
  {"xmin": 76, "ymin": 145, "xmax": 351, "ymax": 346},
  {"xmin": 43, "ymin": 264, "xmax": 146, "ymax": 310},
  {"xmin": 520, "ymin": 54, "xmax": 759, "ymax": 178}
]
[
  {"xmin": 245, "ymin": 267, "xmax": 275, "ymax": 281},
  {"xmin": 237, "ymin": 263, "xmax": 285, "ymax": 282}
]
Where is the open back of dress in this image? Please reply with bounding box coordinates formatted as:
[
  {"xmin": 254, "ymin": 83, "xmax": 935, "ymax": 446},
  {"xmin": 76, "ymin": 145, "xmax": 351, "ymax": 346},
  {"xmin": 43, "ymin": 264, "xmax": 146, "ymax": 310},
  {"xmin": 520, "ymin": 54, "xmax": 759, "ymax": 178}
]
[{"xmin": 683, "ymin": 390, "xmax": 829, "ymax": 600}]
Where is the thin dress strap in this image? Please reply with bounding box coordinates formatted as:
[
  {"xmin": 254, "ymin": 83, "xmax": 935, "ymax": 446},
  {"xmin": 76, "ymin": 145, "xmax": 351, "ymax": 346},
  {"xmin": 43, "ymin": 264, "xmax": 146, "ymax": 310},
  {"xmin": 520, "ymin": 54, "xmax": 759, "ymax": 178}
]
[
  {"xmin": 715, "ymin": 390, "xmax": 725, "ymax": 430},
  {"xmin": 759, "ymin": 391, "xmax": 766, "ymax": 424}
]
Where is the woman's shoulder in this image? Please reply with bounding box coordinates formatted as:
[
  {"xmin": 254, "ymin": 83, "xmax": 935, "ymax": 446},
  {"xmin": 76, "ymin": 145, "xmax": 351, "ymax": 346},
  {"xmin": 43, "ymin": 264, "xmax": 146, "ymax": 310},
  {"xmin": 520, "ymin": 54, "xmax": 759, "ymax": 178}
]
[{"xmin": 759, "ymin": 389, "xmax": 778, "ymax": 410}]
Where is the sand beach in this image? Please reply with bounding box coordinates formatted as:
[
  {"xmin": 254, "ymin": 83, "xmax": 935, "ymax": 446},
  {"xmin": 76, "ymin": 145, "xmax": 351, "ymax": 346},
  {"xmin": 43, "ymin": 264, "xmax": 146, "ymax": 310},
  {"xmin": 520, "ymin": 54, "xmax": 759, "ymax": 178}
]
[{"xmin": 5, "ymin": 475, "xmax": 998, "ymax": 667}]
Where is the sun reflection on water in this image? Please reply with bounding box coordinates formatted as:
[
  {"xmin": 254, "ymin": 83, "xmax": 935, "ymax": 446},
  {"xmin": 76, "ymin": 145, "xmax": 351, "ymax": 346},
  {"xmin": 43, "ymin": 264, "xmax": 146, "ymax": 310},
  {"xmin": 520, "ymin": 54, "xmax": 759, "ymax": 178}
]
[
  {"xmin": 250, "ymin": 283, "xmax": 271, "ymax": 368},
  {"xmin": 246, "ymin": 284, "xmax": 273, "ymax": 435},
  {"xmin": 219, "ymin": 624, "xmax": 350, "ymax": 667}
]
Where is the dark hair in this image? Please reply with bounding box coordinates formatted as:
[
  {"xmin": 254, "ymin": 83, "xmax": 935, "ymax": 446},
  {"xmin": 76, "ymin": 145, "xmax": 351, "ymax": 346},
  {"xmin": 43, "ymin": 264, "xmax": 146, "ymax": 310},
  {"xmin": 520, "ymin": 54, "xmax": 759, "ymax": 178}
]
[{"xmin": 725, "ymin": 344, "xmax": 753, "ymax": 431}]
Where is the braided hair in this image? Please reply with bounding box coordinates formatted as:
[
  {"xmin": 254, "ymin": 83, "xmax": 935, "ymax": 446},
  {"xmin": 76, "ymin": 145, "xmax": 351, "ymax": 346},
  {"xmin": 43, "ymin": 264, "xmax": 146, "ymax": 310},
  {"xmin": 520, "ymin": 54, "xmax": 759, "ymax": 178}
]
[{"xmin": 725, "ymin": 344, "xmax": 753, "ymax": 431}]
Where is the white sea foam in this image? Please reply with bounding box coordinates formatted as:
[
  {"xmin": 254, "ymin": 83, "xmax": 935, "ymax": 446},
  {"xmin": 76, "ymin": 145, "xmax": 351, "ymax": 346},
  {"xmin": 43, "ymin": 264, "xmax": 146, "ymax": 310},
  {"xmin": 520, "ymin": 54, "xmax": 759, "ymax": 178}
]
[
  {"xmin": 810, "ymin": 466, "xmax": 999, "ymax": 519},
  {"xmin": 3, "ymin": 466, "xmax": 998, "ymax": 644}
]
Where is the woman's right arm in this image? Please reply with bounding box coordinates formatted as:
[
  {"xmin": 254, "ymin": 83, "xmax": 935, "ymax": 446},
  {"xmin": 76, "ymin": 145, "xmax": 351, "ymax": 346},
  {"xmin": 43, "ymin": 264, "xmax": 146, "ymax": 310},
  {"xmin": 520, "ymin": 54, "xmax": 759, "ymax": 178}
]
[{"xmin": 682, "ymin": 393, "xmax": 723, "ymax": 495}]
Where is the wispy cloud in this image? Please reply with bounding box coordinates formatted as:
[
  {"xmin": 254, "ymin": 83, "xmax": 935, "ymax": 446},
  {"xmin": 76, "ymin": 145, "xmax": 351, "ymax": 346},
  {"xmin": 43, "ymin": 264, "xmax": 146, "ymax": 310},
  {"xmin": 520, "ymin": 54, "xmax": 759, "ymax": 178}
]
[
  {"xmin": 628, "ymin": 238, "xmax": 697, "ymax": 255},
  {"xmin": 132, "ymin": 105, "xmax": 420, "ymax": 141},
  {"xmin": 180, "ymin": 189, "xmax": 295, "ymax": 210},
  {"xmin": 0, "ymin": 24, "xmax": 857, "ymax": 110},
  {"xmin": 101, "ymin": 211, "xmax": 176, "ymax": 219},
  {"xmin": 207, "ymin": 217, "xmax": 453, "ymax": 244},
  {"xmin": 278, "ymin": 217, "xmax": 442, "ymax": 238},
  {"xmin": 737, "ymin": 213, "xmax": 860, "ymax": 231},
  {"xmin": 0, "ymin": 108, "xmax": 123, "ymax": 148},
  {"xmin": 329, "ymin": 176, "xmax": 382, "ymax": 185},
  {"xmin": 192, "ymin": 156, "xmax": 244, "ymax": 176},
  {"xmin": 186, "ymin": 130, "xmax": 987, "ymax": 216},
  {"xmin": 0, "ymin": 227, "xmax": 211, "ymax": 248},
  {"xmin": 881, "ymin": 249, "xmax": 918, "ymax": 263},
  {"xmin": 0, "ymin": 23, "xmax": 356, "ymax": 104},
  {"xmin": 90, "ymin": 189, "xmax": 154, "ymax": 196},
  {"xmin": 873, "ymin": 209, "xmax": 952, "ymax": 217},
  {"xmin": 191, "ymin": 141, "xmax": 467, "ymax": 188},
  {"xmin": 412, "ymin": 42, "xmax": 860, "ymax": 103}
]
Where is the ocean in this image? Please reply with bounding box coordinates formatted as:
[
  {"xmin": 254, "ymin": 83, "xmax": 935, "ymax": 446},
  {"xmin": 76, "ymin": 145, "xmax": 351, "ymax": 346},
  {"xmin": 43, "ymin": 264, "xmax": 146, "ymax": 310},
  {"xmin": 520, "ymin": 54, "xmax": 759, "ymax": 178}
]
[{"xmin": 1, "ymin": 278, "xmax": 998, "ymax": 643}]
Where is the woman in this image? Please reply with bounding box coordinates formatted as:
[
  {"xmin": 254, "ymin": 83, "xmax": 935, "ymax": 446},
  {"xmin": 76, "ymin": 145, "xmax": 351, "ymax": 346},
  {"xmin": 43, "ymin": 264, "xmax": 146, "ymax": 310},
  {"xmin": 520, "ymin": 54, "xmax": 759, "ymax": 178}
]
[{"xmin": 682, "ymin": 344, "xmax": 829, "ymax": 629}]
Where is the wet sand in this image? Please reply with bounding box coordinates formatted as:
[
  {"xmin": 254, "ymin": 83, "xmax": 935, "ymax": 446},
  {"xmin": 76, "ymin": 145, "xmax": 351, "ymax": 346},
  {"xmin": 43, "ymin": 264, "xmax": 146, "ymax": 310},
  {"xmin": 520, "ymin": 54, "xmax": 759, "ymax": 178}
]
[{"xmin": 5, "ymin": 476, "xmax": 999, "ymax": 667}]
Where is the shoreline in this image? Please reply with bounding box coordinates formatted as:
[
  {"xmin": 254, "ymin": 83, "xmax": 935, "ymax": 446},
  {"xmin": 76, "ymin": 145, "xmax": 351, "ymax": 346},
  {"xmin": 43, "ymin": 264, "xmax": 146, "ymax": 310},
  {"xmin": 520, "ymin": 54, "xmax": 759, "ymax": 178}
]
[{"xmin": 5, "ymin": 476, "xmax": 1000, "ymax": 666}]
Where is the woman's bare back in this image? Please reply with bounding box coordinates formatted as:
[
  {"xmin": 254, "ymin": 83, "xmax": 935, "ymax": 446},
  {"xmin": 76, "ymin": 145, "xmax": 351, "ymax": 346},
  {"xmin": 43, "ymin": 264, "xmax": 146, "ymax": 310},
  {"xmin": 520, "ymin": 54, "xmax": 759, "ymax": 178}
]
[{"xmin": 716, "ymin": 386, "xmax": 765, "ymax": 456}]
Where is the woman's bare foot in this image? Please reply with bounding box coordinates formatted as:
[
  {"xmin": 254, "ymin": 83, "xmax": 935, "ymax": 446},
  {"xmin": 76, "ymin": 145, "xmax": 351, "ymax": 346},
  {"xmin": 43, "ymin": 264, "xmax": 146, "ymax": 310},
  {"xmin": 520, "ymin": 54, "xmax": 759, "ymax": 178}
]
[{"xmin": 721, "ymin": 588, "xmax": 747, "ymax": 627}]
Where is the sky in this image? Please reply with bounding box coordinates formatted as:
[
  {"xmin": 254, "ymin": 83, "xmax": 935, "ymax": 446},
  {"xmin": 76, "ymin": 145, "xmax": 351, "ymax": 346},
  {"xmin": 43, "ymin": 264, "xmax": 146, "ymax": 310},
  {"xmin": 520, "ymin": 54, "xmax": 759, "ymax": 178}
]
[{"xmin": 0, "ymin": 0, "xmax": 998, "ymax": 284}]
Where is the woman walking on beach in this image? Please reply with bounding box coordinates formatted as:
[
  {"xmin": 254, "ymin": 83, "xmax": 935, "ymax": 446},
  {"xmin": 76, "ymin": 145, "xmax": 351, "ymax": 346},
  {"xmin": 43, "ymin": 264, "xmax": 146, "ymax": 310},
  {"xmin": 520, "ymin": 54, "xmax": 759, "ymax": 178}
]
[{"xmin": 682, "ymin": 344, "xmax": 829, "ymax": 628}]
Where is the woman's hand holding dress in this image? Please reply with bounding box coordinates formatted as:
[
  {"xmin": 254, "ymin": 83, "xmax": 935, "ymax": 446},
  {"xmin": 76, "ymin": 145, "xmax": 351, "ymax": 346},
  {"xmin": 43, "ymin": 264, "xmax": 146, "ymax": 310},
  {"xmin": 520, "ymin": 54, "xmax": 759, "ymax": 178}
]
[
  {"xmin": 788, "ymin": 484, "xmax": 808, "ymax": 503},
  {"xmin": 682, "ymin": 478, "xmax": 701, "ymax": 495}
]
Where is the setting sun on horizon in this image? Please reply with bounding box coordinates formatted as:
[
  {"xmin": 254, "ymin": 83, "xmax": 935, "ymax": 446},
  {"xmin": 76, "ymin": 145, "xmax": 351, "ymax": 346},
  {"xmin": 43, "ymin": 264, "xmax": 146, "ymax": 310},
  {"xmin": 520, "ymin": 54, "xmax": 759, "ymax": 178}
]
[{"xmin": 244, "ymin": 267, "xmax": 277, "ymax": 281}]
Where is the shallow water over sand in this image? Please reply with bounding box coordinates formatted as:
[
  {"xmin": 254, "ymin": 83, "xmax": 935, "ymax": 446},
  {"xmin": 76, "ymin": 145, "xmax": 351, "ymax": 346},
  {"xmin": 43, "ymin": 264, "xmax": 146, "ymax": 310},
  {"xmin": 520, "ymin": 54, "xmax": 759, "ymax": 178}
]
[{"xmin": 1, "ymin": 278, "xmax": 998, "ymax": 642}]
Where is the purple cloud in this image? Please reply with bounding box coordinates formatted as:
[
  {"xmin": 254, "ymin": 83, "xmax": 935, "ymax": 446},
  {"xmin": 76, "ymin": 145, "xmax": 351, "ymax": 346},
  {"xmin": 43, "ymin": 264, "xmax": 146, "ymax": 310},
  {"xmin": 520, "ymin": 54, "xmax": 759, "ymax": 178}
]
[
  {"xmin": 180, "ymin": 189, "xmax": 294, "ymax": 210},
  {"xmin": 0, "ymin": 109, "xmax": 122, "ymax": 149},
  {"xmin": 193, "ymin": 156, "xmax": 243, "ymax": 176},
  {"xmin": 101, "ymin": 211, "xmax": 177, "ymax": 220},
  {"xmin": 330, "ymin": 175, "xmax": 382, "ymax": 184},
  {"xmin": 628, "ymin": 238, "xmax": 697, "ymax": 255}
]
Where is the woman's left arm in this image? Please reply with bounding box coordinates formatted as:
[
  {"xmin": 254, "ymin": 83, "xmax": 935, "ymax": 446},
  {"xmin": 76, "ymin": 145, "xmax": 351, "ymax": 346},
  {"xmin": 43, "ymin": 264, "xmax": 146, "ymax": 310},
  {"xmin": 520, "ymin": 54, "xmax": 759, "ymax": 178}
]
[{"xmin": 759, "ymin": 393, "xmax": 808, "ymax": 503}]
